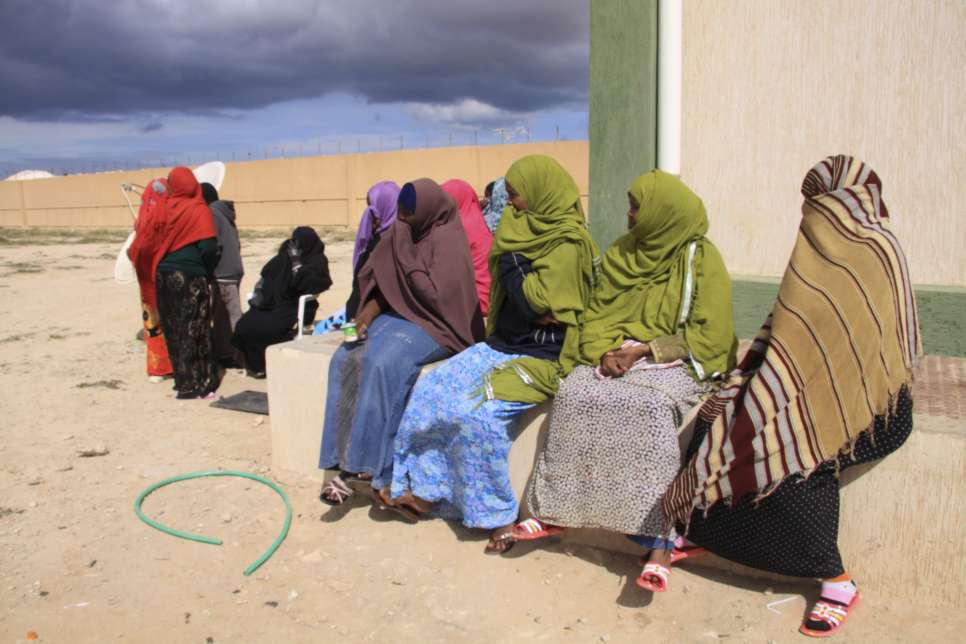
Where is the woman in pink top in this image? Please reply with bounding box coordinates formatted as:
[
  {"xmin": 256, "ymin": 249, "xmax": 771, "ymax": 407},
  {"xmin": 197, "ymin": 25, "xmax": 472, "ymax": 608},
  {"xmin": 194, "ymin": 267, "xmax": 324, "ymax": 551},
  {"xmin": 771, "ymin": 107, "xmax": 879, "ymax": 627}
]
[{"xmin": 441, "ymin": 179, "xmax": 493, "ymax": 316}]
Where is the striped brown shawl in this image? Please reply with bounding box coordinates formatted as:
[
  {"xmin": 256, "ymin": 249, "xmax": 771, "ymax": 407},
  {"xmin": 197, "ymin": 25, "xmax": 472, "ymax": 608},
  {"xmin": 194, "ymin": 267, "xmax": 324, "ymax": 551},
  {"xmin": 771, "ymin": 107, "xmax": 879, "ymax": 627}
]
[{"xmin": 664, "ymin": 155, "xmax": 921, "ymax": 527}]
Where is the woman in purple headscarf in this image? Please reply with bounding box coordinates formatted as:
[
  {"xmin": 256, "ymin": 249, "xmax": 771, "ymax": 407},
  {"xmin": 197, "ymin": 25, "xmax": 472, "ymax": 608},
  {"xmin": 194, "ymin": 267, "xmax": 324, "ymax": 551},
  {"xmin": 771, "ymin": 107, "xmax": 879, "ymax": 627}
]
[
  {"xmin": 314, "ymin": 181, "xmax": 401, "ymax": 333},
  {"xmin": 353, "ymin": 182, "xmax": 400, "ymax": 268}
]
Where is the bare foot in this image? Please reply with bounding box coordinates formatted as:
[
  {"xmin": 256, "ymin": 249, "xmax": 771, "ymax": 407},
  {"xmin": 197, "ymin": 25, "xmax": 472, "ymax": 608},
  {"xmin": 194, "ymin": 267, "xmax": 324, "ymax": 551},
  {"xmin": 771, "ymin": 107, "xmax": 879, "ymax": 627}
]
[
  {"xmin": 391, "ymin": 491, "xmax": 432, "ymax": 515},
  {"xmin": 370, "ymin": 488, "xmax": 421, "ymax": 522},
  {"xmin": 319, "ymin": 477, "xmax": 354, "ymax": 506},
  {"xmin": 484, "ymin": 525, "xmax": 515, "ymax": 555},
  {"xmin": 648, "ymin": 548, "xmax": 672, "ymax": 568}
]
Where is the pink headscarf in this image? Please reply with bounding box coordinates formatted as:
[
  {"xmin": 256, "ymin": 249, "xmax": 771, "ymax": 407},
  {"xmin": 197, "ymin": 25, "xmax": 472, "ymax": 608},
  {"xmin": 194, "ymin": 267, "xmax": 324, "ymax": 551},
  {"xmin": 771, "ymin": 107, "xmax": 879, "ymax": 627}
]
[{"xmin": 442, "ymin": 179, "xmax": 493, "ymax": 315}]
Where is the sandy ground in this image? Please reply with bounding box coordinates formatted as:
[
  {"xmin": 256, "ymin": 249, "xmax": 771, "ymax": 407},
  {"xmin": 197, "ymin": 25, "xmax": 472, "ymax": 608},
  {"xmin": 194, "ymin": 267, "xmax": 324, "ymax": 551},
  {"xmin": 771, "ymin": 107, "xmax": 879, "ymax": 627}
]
[{"xmin": 0, "ymin": 236, "xmax": 960, "ymax": 644}]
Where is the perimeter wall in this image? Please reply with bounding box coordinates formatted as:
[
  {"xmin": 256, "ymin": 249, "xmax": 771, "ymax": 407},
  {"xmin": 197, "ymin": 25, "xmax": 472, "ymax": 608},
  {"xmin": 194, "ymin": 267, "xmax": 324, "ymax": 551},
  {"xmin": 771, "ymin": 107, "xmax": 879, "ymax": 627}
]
[{"xmin": 0, "ymin": 141, "xmax": 588, "ymax": 232}]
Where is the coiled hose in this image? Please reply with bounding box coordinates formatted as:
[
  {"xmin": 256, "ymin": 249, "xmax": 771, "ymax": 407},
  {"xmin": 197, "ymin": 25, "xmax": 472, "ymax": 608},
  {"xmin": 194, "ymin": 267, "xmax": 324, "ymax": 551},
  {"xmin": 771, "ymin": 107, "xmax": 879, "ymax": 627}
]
[{"xmin": 134, "ymin": 469, "xmax": 291, "ymax": 576}]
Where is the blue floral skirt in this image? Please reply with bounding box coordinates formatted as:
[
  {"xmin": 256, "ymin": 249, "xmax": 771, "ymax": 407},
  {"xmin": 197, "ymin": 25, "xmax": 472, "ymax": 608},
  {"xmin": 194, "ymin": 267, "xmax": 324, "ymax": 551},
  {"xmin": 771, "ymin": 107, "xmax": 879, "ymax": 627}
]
[{"xmin": 390, "ymin": 342, "xmax": 534, "ymax": 529}]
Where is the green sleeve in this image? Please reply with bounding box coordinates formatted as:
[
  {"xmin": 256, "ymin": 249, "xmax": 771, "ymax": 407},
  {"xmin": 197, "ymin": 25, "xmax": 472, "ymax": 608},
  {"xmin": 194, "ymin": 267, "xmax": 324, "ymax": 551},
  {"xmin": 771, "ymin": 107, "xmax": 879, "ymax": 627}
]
[
  {"xmin": 521, "ymin": 243, "xmax": 582, "ymax": 324},
  {"xmin": 649, "ymin": 332, "xmax": 689, "ymax": 363},
  {"xmin": 682, "ymin": 242, "xmax": 738, "ymax": 379}
]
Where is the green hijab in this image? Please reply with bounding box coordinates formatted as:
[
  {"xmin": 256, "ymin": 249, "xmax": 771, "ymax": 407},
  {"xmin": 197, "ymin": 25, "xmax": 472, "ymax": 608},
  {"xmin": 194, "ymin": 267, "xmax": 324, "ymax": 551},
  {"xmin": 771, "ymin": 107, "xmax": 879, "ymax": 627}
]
[
  {"xmin": 579, "ymin": 170, "xmax": 737, "ymax": 379},
  {"xmin": 483, "ymin": 155, "xmax": 601, "ymax": 403}
]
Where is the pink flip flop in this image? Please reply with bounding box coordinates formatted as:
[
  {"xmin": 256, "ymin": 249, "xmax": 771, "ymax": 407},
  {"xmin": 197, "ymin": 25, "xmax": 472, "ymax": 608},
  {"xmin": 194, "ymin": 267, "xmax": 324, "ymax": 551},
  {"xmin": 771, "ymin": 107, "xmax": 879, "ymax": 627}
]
[
  {"xmin": 637, "ymin": 545, "xmax": 707, "ymax": 568},
  {"xmin": 799, "ymin": 593, "xmax": 861, "ymax": 638},
  {"xmin": 512, "ymin": 518, "xmax": 566, "ymax": 541},
  {"xmin": 636, "ymin": 562, "xmax": 671, "ymax": 592},
  {"xmin": 670, "ymin": 545, "xmax": 707, "ymax": 565}
]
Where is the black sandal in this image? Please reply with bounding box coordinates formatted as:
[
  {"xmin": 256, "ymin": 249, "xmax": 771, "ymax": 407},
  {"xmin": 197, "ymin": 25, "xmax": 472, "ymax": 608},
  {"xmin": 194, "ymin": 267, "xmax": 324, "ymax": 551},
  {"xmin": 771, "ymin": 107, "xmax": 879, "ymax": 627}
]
[{"xmin": 319, "ymin": 476, "xmax": 354, "ymax": 506}]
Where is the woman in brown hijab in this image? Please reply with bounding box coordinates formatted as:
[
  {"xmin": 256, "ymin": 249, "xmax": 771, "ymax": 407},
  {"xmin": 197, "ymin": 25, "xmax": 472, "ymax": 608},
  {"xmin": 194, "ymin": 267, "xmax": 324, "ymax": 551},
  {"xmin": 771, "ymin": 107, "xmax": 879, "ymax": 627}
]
[{"xmin": 318, "ymin": 179, "xmax": 484, "ymax": 505}]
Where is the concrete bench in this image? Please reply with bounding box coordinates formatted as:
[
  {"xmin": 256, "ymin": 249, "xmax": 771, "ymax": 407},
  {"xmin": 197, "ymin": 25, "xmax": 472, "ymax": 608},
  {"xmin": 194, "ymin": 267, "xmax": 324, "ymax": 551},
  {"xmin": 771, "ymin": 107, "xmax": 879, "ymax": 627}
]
[
  {"xmin": 266, "ymin": 335, "xmax": 964, "ymax": 608},
  {"xmin": 265, "ymin": 333, "xmax": 563, "ymax": 500}
]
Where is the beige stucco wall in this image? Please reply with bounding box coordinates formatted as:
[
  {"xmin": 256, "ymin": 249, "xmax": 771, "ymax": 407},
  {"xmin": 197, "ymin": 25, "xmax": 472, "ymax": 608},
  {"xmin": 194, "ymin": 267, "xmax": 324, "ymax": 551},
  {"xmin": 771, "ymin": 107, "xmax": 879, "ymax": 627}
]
[
  {"xmin": 0, "ymin": 141, "xmax": 589, "ymax": 230},
  {"xmin": 680, "ymin": 0, "xmax": 966, "ymax": 286}
]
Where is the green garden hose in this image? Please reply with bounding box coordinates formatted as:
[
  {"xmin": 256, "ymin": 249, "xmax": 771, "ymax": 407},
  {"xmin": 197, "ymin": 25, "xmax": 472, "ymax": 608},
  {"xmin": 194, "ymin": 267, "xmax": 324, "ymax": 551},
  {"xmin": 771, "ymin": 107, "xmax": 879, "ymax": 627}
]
[{"xmin": 134, "ymin": 470, "xmax": 292, "ymax": 576}]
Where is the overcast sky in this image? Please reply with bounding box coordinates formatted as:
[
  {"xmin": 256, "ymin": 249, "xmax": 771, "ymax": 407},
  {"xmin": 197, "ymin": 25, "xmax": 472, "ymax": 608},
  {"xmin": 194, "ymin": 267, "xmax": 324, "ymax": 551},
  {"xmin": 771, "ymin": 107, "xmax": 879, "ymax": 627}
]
[{"xmin": 0, "ymin": 0, "xmax": 589, "ymax": 177}]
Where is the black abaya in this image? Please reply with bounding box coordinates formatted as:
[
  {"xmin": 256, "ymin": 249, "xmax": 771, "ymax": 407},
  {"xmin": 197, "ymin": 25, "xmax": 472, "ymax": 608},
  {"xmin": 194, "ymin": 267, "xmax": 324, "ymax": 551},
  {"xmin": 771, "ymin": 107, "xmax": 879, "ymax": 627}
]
[{"xmin": 232, "ymin": 228, "xmax": 332, "ymax": 373}]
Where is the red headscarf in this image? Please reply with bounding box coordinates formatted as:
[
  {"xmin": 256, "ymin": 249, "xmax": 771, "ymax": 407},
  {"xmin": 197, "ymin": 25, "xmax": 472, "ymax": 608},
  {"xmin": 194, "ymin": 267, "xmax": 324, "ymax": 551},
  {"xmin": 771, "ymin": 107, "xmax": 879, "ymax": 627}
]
[
  {"xmin": 442, "ymin": 179, "xmax": 493, "ymax": 315},
  {"xmin": 128, "ymin": 178, "xmax": 168, "ymax": 308},
  {"xmin": 161, "ymin": 166, "xmax": 217, "ymax": 258},
  {"xmin": 128, "ymin": 167, "xmax": 216, "ymax": 306}
]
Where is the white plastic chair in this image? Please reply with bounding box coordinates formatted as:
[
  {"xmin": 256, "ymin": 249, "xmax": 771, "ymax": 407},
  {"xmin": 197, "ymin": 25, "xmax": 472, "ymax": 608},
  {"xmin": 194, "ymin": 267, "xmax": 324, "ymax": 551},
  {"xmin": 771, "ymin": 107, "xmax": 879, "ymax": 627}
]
[{"xmin": 296, "ymin": 294, "xmax": 317, "ymax": 340}]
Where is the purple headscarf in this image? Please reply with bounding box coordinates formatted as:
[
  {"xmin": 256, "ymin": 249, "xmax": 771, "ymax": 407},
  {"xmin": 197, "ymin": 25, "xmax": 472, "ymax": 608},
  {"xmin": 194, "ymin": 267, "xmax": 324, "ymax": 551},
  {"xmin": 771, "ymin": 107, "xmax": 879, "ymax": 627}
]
[{"xmin": 353, "ymin": 181, "xmax": 401, "ymax": 269}]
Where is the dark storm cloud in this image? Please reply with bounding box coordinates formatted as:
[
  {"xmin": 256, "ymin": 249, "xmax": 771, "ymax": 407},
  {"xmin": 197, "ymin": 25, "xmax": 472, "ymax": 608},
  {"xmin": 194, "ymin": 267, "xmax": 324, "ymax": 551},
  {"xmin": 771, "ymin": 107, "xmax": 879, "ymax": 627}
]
[
  {"xmin": 0, "ymin": 0, "xmax": 588, "ymax": 121},
  {"xmin": 138, "ymin": 120, "xmax": 162, "ymax": 133}
]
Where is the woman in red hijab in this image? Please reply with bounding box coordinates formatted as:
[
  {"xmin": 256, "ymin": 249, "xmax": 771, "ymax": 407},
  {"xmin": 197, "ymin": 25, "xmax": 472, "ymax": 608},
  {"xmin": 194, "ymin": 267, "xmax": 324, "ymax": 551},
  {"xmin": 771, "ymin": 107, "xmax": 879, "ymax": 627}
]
[
  {"xmin": 441, "ymin": 179, "xmax": 493, "ymax": 316},
  {"xmin": 127, "ymin": 178, "xmax": 174, "ymax": 380},
  {"xmin": 152, "ymin": 167, "xmax": 221, "ymax": 399}
]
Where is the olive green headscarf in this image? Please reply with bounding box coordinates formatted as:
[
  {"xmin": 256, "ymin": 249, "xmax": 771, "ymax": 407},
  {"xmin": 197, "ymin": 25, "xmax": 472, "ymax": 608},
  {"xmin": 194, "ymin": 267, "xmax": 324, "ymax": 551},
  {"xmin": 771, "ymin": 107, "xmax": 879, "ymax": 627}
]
[
  {"xmin": 579, "ymin": 170, "xmax": 737, "ymax": 380},
  {"xmin": 483, "ymin": 155, "xmax": 601, "ymax": 403}
]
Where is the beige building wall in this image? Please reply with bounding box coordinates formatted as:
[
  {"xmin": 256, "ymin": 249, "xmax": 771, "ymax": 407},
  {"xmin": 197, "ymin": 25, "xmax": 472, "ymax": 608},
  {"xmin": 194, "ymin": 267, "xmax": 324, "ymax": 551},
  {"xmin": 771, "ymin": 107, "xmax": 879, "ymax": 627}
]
[
  {"xmin": 0, "ymin": 141, "xmax": 589, "ymax": 230},
  {"xmin": 680, "ymin": 0, "xmax": 966, "ymax": 286}
]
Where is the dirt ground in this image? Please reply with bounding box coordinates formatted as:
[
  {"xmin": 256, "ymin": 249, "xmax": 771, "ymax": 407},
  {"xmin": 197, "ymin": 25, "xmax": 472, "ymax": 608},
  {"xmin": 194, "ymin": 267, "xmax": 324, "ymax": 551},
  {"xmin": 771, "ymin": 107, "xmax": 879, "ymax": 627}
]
[{"xmin": 0, "ymin": 234, "xmax": 960, "ymax": 643}]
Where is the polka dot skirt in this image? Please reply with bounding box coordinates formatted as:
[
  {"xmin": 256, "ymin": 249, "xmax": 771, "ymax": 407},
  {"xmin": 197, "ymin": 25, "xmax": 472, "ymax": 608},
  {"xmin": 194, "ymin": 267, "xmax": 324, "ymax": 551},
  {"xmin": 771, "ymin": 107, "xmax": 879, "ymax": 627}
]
[{"xmin": 682, "ymin": 387, "xmax": 914, "ymax": 579}]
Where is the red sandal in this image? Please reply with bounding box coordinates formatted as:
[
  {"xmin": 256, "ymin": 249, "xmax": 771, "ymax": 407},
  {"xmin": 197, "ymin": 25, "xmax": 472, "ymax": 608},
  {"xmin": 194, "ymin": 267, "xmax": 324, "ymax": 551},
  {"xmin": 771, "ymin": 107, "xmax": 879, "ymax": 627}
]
[
  {"xmin": 637, "ymin": 545, "xmax": 707, "ymax": 568},
  {"xmin": 511, "ymin": 518, "xmax": 566, "ymax": 541},
  {"xmin": 799, "ymin": 593, "xmax": 860, "ymax": 638},
  {"xmin": 636, "ymin": 562, "xmax": 671, "ymax": 592},
  {"xmin": 670, "ymin": 545, "xmax": 707, "ymax": 564}
]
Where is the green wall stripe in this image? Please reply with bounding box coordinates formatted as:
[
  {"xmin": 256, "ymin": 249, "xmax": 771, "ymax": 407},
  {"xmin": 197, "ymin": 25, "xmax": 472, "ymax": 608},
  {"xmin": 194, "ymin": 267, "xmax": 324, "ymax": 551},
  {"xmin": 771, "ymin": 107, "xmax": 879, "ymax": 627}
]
[{"xmin": 589, "ymin": 0, "xmax": 659, "ymax": 250}]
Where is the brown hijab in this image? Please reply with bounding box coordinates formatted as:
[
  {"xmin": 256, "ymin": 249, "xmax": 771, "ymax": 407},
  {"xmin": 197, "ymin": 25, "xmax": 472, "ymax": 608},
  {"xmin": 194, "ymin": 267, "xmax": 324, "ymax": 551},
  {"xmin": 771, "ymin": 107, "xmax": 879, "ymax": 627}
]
[{"xmin": 357, "ymin": 178, "xmax": 484, "ymax": 353}]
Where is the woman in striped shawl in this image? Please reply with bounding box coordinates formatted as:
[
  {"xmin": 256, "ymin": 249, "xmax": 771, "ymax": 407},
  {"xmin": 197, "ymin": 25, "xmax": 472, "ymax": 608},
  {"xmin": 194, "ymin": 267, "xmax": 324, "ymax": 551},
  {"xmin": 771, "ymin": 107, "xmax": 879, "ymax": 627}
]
[{"xmin": 663, "ymin": 155, "xmax": 921, "ymax": 638}]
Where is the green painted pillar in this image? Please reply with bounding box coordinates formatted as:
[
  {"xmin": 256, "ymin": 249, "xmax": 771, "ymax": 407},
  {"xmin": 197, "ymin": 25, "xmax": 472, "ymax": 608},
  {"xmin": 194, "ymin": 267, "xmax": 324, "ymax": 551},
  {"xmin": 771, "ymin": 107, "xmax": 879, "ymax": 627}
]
[{"xmin": 589, "ymin": 0, "xmax": 659, "ymax": 249}]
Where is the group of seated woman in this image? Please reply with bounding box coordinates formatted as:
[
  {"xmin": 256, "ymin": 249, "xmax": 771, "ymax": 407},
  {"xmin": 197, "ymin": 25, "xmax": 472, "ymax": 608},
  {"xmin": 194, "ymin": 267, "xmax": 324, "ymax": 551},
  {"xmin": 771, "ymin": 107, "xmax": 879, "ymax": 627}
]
[
  {"xmin": 313, "ymin": 176, "xmax": 500, "ymax": 336},
  {"xmin": 313, "ymin": 154, "xmax": 920, "ymax": 639}
]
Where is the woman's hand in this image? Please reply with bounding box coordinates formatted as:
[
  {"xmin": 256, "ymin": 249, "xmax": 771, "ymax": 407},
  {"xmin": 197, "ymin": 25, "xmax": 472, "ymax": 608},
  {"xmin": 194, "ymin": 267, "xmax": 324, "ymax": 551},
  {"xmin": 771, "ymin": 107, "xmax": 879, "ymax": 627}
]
[
  {"xmin": 354, "ymin": 298, "xmax": 383, "ymax": 340},
  {"xmin": 599, "ymin": 353, "xmax": 624, "ymax": 378},
  {"xmin": 600, "ymin": 344, "xmax": 651, "ymax": 378}
]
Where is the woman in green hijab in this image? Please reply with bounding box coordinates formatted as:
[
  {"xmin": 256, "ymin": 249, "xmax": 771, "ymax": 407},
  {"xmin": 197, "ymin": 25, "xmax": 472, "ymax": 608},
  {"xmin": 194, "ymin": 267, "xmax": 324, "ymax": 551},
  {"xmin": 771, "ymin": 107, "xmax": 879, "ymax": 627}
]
[
  {"xmin": 511, "ymin": 170, "xmax": 737, "ymax": 590},
  {"xmin": 384, "ymin": 155, "xmax": 600, "ymax": 553}
]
